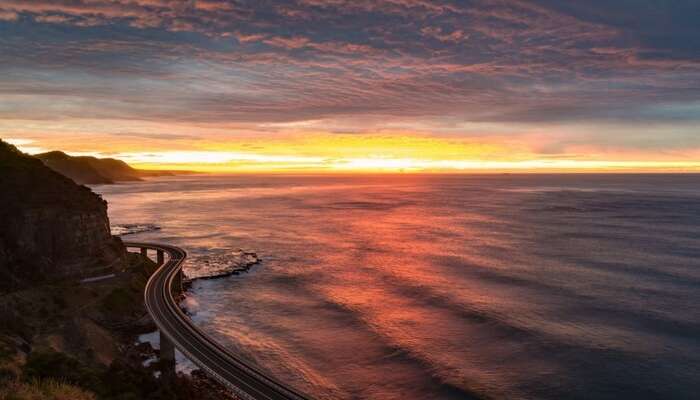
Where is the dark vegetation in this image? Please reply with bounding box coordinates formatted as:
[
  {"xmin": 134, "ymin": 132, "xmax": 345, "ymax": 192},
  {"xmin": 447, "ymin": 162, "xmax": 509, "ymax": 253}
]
[
  {"xmin": 20, "ymin": 349, "xmax": 203, "ymax": 400},
  {"xmin": 0, "ymin": 141, "xmax": 106, "ymax": 211},
  {"xmin": 36, "ymin": 151, "xmax": 142, "ymax": 184},
  {"xmin": 0, "ymin": 139, "xmax": 234, "ymax": 399},
  {"xmin": 0, "ymin": 253, "xmax": 234, "ymax": 400},
  {"xmin": 36, "ymin": 150, "xmax": 187, "ymax": 185}
]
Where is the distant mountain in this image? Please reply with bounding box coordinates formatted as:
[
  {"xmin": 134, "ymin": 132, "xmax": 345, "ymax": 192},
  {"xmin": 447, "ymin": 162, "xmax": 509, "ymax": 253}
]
[
  {"xmin": 0, "ymin": 140, "xmax": 125, "ymax": 290},
  {"xmin": 36, "ymin": 151, "xmax": 143, "ymax": 185}
]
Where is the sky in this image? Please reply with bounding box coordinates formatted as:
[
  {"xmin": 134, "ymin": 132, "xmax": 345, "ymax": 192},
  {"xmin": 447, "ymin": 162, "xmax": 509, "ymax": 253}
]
[{"xmin": 1, "ymin": 0, "xmax": 700, "ymax": 172}]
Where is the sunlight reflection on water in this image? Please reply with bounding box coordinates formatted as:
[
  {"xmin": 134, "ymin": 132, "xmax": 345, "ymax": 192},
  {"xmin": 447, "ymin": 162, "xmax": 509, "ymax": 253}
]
[{"xmin": 97, "ymin": 174, "xmax": 700, "ymax": 400}]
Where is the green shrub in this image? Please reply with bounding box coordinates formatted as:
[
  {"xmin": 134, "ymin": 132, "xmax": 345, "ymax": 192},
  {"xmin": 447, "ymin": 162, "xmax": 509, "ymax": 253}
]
[
  {"xmin": 0, "ymin": 366, "xmax": 17, "ymax": 383},
  {"xmin": 23, "ymin": 350, "xmax": 100, "ymax": 391},
  {"xmin": 99, "ymin": 288, "xmax": 136, "ymax": 316},
  {"xmin": 52, "ymin": 294, "xmax": 67, "ymax": 310},
  {"xmin": 97, "ymin": 360, "xmax": 160, "ymax": 399}
]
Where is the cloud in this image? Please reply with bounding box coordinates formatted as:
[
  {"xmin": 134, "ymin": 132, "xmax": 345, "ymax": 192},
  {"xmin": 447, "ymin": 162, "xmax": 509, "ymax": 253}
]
[
  {"xmin": 0, "ymin": 9, "xmax": 18, "ymax": 21},
  {"xmin": 0, "ymin": 0, "xmax": 699, "ymax": 158}
]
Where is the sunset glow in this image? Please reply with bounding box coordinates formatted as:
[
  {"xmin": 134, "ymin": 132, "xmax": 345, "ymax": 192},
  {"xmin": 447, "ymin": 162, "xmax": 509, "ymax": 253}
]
[
  {"xmin": 8, "ymin": 136, "xmax": 700, "ymax": 173},
  {"xmin": 2, "ymin": 2, "xmax": 700, "ymax": 399},
  {"xmin": 1, "ymin": 1, "xmax": 699, "ymax": 172}
]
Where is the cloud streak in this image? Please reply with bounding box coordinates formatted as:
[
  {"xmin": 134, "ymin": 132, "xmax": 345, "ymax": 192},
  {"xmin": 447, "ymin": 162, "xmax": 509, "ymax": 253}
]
[{"xmin": 0, "ymin": 0, "xmax": 699, "ymax": 166}]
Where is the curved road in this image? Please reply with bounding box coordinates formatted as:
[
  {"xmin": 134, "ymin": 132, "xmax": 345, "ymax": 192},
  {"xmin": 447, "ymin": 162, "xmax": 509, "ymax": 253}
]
[{"xmin": 125, "ymin": 242, "xmax": 312, "ymax": 400}]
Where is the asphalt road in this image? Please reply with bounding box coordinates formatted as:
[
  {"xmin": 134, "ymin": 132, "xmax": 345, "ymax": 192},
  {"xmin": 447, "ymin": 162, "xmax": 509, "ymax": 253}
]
[{"xmin": 126, "ymin": 241, "xmax": 312, "ymax": 400}]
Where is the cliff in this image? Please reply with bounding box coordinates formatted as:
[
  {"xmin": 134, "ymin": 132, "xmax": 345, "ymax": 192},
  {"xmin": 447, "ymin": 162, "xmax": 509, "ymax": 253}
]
[
  {"xmin": 0, "ymin": 140, "xmax": 125, "ymax": 290},
  {"xmin": 36, "ymin": 151, "xmax": 142, "ymax": 185},
  {"xmin": 0, "ymin": 140, "xmax": 233, "ymax": 400}
]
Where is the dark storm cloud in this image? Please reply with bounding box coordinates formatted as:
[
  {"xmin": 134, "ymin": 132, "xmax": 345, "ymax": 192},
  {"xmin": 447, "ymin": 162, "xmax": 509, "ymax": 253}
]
[{"xmin": 1, "ymin": 0, "xmax": 699, "ymax": 129}]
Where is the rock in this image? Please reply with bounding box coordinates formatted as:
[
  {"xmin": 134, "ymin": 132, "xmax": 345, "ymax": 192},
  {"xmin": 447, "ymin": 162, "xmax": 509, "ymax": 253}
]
[
  {"xmin": 190, "ymin": 369, "xmax": 240, "ymax": 400},
  {"xmin": 0, "ymin": 140, "xmax": 126, "ymax": 290},
  {"xmin": 111, "ymin": 223, "xmax": 161, "ymax": 236},
  {"xmin": 185, "ymin": 250, "xmax": 261, "ymax": 280}
]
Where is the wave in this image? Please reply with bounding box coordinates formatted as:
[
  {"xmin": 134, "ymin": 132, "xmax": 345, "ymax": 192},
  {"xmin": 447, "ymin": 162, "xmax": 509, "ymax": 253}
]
[
  {"xmin": 317, "ymin": 200, "xmax": 414, "ymax": 211},
  {"xmin": 271, "ymin": 251, "xmax": 695, "ymax": 398}
]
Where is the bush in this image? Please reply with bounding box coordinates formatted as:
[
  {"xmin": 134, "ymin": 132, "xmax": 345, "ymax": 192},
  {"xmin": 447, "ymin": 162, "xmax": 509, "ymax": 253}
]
[
  {"xmin": 22, "ymin": 350, "xmax": 101, "ymax": 391},
  {"xmin": 0, "ymin": 366, "xmax": 17, "ymax": 383},
  {"xmin": 99, "ymin": 288, "xmax": 136, "ymax": 316},
  {"xmin": 98, "ymin": 360, "xmax": 160, "ymax": 400},
  {"xmin": 52, "ymin": 294, "xmax": 68, "ymax": 310}
]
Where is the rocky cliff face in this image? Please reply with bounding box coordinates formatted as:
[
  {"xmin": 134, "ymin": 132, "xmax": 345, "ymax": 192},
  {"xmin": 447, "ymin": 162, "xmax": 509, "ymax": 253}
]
[{"xmin": 0, "ymin": 140, "xmax": 125, "ymax": 290}]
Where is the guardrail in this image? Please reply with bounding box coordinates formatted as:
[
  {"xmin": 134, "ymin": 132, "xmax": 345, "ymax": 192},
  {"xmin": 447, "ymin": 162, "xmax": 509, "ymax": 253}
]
[{"xmin": 125, "ymin": 242, "xmax": 312, "ymax": 400}]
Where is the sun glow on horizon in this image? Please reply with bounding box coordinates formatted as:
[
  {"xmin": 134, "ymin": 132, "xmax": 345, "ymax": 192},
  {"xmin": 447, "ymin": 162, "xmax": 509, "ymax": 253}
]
[
  {"xmin": 127, "ymin": 157, "xmax": 700, "ymax": 173},
  {"xmin": 7, "ymin": 135, "xmax": 700, "ymax": 174}
]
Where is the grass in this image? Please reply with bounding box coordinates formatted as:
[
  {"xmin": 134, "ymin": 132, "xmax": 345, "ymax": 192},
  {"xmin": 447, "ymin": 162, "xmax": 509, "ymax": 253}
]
[{"xmin": 0, "ymin": 379, "xmax": 96, "ymax": 400}]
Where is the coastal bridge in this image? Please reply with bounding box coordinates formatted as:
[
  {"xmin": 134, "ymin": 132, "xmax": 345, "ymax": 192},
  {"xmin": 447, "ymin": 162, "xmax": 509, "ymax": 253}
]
[{"xmin": 125, "ymin": 242, "xmax": 312, "ymax": 400}]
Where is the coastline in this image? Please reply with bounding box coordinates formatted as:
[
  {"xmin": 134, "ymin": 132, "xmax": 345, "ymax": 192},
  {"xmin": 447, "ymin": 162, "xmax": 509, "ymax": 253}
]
[{"xmin": 0, "ymin": 249, "xmax": 238, "ymax": 400}]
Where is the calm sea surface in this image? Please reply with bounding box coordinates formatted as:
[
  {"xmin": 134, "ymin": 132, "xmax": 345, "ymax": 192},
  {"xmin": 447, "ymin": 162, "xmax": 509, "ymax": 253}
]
[{"xmin": 95, "ymin": 174, "xmax": 700, "ymax": 400}]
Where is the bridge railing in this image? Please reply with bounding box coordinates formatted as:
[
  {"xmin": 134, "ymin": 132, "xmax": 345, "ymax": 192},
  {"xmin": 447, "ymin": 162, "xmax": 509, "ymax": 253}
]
[{"xmin": 124, "ymin": 241, "xmax": 312, "ymax": 400}]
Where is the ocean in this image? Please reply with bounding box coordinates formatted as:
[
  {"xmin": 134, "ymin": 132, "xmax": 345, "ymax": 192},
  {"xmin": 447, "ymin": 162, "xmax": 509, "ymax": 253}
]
[{"xmin": 95, "ymin": 174, "xmax": 700, "ymax": 400}]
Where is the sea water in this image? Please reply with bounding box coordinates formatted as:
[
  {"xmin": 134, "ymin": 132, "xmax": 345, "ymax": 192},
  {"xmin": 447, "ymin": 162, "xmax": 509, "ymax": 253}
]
[{"xmin": 96, "ymin": 174, "xmax": 700, "ymax": 400}]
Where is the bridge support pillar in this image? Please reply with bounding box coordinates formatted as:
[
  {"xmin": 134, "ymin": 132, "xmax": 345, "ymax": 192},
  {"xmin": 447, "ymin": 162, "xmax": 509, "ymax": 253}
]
[
  {"xmin": 159, "ymin": 331, "xmax": 176, "ymax": 375},
  {"xmin": 157, "ymin": 250, "xmax": 165, "ymax": 266},
  {"xmin": 140, "ymin": 247, "xmax": 148, "ymax": 259}
]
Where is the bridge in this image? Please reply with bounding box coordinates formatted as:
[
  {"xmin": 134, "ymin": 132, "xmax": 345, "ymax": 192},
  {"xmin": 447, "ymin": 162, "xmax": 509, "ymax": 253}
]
[{"xmin": 125, "ymin": 242, "xmax": 312, "ymax": 400}]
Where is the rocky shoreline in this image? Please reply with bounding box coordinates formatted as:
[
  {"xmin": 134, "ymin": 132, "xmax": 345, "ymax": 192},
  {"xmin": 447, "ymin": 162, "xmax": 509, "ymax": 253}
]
[{"xmin": 184, "ymin": 249, "xmax": 261, "ymax": 281}]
